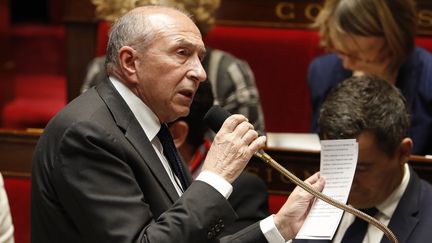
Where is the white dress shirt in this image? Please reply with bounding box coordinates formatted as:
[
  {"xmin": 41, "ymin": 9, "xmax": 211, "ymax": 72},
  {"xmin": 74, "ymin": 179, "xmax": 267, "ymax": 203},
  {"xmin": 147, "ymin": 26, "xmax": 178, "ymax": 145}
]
[{"xmin": 110, "ymin": 77, "xmax": 287, "ymax": 242}]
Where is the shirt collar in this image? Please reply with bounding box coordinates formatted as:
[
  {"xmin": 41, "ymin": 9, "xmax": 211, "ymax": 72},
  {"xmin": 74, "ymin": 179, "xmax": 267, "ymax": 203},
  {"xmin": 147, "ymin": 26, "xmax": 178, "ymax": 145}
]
[
  {"xmin": 376, "ymin": 163, "xmax": 410, "ymax": 219},
  {"xmin": 109, "ymin": 76, "xmax": 161, "ymax": 141}
]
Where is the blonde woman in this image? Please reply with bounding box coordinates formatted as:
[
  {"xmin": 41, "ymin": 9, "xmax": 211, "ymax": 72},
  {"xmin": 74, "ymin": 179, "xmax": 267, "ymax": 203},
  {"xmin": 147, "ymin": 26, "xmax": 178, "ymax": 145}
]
[{"xmin": 308, "ymin": 0, "xmax": 432, "ymax": 156}]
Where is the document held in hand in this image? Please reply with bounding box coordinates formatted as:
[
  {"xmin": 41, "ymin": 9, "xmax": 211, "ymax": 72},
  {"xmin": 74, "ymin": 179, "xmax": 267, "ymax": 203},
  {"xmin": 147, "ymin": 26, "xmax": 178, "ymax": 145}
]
[{"xmin": 295, "ymin": 139, "xmax": 358, "ymax": 240}]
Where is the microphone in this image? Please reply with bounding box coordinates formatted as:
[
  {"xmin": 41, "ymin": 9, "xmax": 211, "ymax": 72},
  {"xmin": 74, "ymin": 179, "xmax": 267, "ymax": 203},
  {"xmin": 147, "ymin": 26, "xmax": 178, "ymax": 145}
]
[
  {"xmin": 203, "ymin": 105, "xmax": 399, "ymax": 243},
  {"xmin": 203, "ymin": 105, "xmax": 267, "ymax": 158}
]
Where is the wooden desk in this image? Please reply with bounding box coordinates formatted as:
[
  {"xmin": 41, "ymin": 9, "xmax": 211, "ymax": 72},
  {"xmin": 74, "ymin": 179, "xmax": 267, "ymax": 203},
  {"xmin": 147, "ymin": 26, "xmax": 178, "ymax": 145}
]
[{"xmin": 1, "ymin": 130, "xmax": 432, "ymax": 193}]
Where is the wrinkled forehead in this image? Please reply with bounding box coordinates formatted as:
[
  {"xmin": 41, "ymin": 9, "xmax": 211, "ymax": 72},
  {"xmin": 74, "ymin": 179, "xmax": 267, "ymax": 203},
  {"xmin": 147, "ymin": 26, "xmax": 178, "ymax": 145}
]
[
  {"xmin": 147, "ymin": 9, "xmax": 201, "ymax": 34},
  {"xmin": 147, "ymin": 11, "xmax": 205, "ymax": 47}
]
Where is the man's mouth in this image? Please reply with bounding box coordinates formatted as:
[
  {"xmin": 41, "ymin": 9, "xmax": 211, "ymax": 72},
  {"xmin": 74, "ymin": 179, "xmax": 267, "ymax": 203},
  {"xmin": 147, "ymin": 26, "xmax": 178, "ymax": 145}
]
[{"xmin": 179, "ymin": 89, "xmax": 194, "ymax": 99}]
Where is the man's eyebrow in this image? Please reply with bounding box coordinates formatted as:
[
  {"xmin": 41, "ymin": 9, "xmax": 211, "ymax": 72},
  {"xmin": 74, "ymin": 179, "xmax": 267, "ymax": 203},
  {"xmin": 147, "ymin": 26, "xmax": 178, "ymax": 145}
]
[{"xmin": 176, "ymin": 39, "xmax": 206, "ymax": 57}]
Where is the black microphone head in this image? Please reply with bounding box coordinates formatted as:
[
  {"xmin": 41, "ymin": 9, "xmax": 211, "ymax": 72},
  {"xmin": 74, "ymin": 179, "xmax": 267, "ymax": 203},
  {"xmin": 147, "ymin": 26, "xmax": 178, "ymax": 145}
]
[{"xmin": 203, "ymin": 105, "xmax": 232, "ymax": 133}]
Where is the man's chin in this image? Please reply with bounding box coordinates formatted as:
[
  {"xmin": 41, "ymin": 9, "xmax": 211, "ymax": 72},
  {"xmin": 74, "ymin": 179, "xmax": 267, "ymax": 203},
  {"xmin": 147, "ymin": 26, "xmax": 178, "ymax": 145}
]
[{"xmin": 166, "ymin": 106, "xmax": 190, "ymax": 122}]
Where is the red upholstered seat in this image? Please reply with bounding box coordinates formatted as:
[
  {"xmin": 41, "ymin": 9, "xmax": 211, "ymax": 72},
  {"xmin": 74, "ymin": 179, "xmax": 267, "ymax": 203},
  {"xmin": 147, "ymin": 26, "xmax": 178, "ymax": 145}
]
[
  {"xmin": 268, "ymin": 194, "xmax": 289, "ymax": 214},
  {"xmin": 417, "ymin": 37, "xmax": 432, "ymax": 52},
  {"xmin": 3, "ymin": 177, "xmax": 31, "ymax": 243},
  {"xmin": 2, "ymin": 74, "xmax": 66, "ymax": 128},
  {"xmin": 205, "ymin": 26, "xmax": 324, "ymax": 132}
]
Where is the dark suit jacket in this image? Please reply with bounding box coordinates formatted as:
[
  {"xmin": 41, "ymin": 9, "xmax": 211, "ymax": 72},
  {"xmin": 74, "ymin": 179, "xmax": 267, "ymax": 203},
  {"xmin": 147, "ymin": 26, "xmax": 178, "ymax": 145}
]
[
  {"xmin": 293, "ymin": 166, "xmax": 432, "ymax": 243},
  {"xmin": 308, "ymin": 47, "xmax": 432, "ymax": 155},
  {"xmin": 30, "ymin": 79, "xmax": 268, "ymax": 243},
  {"xmin": 222, "ymin": 171, "xmax": 269, "ymax": 236}
]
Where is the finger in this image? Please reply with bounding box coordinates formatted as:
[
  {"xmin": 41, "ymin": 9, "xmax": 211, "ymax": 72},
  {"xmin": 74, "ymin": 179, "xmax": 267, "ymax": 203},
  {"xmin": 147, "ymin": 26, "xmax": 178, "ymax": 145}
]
[
  {"xmin": 219, "ymin": 114, "xmax": 247, "ymax": 133},
  {"xmin": 304, "ymin": 172, "xmax": 325, "ymax": 193},
  {"xmin": 247, "ymin": 135, "xmax": 267, "ymax": 153},
  {"xmin": 291, "ymin": 172, "xmax": 325, "ymax": 200},
  {"xmin": 242, "ymin": 129, "xmax": 259, "ymax": 145},
  {"xmin": 232, "ymin": 121, "xmax": 254, "ymax": 138},
  {"xmin": 304, "ymin": 172, "xmax": 321, "ymax": 184}
]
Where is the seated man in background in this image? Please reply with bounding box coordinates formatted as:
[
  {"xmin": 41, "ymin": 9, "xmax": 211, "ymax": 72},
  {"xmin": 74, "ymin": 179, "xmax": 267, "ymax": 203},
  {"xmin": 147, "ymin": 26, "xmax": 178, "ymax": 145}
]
[
  {"xmin": 84, "ymin": 0, "xmax": 265, "ymax": 133},
  {"xmin": 0, "ymin": 173, "xmax": 14, "ymax": 243},
  {"xmin": 168, "ymin": 80, "xmax": 269, "ymax": 236},
  {"xmin": 295, "ymin": 75, "xmax": 432, "ymax": 243}
]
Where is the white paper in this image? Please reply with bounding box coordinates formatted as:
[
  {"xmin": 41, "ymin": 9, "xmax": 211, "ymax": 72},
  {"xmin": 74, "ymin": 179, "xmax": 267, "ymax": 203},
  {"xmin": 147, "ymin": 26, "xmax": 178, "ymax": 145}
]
[{"xmin": 295, "ymin": 139, "xmax": 358, "ymax": 240}]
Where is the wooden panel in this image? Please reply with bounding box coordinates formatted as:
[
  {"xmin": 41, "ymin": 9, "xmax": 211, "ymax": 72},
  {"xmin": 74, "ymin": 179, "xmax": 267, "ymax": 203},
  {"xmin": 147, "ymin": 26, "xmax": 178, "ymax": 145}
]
[
  {"xmin": 0, "ymin": 129, "xmax": 42, "ymax": 177},
  {"xmin": 63, "ymin": 0, "xmax": 98, "ymax": 101},
  {"xmin": 65, "ymin": 22, "xmax": 98, "ymax": 101},
  {"xmin": 63, "ymin": 0, "xmax": 96, "ymax": 23},
  {"xmin": 217, "ymin": 0, "xmax": 432, "ymax": 36}
]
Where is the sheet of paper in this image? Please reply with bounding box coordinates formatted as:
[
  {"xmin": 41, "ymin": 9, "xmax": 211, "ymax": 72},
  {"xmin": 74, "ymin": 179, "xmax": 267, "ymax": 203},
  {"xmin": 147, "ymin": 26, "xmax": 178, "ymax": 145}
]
[{"xmin": 295, "ymin": 139, "xmax": 358, "ymax": 240}]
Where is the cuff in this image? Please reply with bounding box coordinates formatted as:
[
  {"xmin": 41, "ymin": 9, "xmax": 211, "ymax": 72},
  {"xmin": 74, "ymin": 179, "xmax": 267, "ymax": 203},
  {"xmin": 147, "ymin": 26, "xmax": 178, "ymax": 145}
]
[
  {"xmin": 260, "ymin": 214, "xmax": 288, "ymax": 243},
  {"xmin": 196, "ymin": 170, "xmax": 233, "ymax": 199}
]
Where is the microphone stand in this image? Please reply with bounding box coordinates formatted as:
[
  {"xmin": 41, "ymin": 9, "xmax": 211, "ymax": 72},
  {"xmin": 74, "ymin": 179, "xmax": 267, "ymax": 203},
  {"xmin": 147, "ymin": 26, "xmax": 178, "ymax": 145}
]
[{"xmin": 254, "ymin": 150, "xmax": 399, "ymax": 243}]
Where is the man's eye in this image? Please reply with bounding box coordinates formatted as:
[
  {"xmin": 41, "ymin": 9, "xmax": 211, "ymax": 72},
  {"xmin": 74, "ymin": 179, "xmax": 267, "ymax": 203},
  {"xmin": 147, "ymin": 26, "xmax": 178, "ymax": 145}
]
[
  {"xmin": 199, "ymin": 53, "xmax": 206, "ymax": 62},
  {"xmin": 177, "ymin": 49, "xmax": 190, "ymax": 56}
]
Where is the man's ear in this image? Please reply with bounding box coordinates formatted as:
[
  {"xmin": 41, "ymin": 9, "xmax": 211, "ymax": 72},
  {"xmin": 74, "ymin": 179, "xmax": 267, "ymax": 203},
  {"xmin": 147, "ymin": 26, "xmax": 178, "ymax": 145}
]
[
  {"xmin": 398, "ymin": 137, "xmax": 413, "ymax": 165},
  {"xmin": 169, "ymin": 121, "xmax": 189, "ymax": 149},
  {"xmin": 118, "ymin": 46, "xmax": 139, "ymax": 84}
]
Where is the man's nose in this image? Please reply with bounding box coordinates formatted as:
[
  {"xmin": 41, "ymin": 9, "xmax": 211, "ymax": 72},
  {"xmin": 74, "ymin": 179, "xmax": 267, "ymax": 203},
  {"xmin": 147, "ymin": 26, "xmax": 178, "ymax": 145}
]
[{"xmin": 188, "ymin": 57, "xmax": 207, "ymax": 83}]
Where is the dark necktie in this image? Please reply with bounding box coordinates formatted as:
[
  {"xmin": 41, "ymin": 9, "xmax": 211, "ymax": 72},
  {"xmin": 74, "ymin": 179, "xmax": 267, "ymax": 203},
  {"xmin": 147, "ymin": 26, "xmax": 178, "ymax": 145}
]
[
  {"xmin": 340, "ymin": 207, "xmax": 379, "ymax": 243},
  {"xmin": 157, "ymin": 123, "xmax": 190, "ymax": 191}
]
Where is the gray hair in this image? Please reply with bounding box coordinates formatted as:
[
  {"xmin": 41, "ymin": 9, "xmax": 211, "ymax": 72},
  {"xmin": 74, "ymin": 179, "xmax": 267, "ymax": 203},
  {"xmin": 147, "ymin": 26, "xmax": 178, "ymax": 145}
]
[{"xmin": 105, "ymin": 7, "xmax": 155, "ymax": 74}]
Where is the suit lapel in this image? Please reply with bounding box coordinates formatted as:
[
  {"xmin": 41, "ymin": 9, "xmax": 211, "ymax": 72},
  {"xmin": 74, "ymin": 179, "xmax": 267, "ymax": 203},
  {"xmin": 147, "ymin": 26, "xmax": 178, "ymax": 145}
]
[
  {"xmin": 382, "ymin": 167, "xmax": 420, "ymax": 243},
  {"xmin": 96, "ymin": 79, "xmax": 180, "ymax": 203}
]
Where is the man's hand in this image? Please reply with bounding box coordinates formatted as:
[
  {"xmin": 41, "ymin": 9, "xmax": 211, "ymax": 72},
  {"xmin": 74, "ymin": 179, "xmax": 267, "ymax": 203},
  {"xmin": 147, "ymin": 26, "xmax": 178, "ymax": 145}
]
[
  {"xmin": 202, "ymin": 114, "xmax": 266, "ymax": 183},
  {"xmin": 274, "ymin": 172, "xmax": 325, "ymax": 240}
]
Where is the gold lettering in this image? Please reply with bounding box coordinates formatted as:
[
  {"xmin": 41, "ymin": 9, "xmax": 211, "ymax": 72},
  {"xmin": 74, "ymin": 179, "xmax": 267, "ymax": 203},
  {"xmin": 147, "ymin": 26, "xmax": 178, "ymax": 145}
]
[
  {"xmin": 305, "ymin": 3, "xmax": 323, "ymax": 21},
  {"xmin": 418, "ymin": 10, "xmax": 432, "ymax": 27},
  {"xmin": 275, "ymin": 2, "xmax": 295, "ymax": 20}
]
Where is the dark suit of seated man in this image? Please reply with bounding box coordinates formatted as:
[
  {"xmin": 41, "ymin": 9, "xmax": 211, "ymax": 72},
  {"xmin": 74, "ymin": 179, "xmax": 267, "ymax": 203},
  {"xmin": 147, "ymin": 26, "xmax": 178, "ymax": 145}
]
[
  {"xmin": 30, "ymin": 5, "xmax": 325, "ymax": 243},
  {"xmin": 294, "ymin": 76, "xmax": 432, "ymax": 243}
]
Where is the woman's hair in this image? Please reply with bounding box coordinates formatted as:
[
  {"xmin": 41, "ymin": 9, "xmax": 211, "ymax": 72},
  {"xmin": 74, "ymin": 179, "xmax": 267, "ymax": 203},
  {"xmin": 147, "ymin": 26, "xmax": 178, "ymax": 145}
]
[
  {"xmin": 314, "ymin": 0, "xmax": 417, "ymax": 72},
  {"xmin": 92, "ymin": 0, "xmax": 220, "ymax": 36}
]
